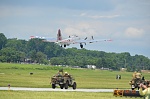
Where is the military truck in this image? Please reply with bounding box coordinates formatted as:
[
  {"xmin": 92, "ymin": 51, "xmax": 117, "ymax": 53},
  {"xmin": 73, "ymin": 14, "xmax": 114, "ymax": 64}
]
[{"xmin": 51, "ymin": 70, "xmax": 77, "ymax": 90}]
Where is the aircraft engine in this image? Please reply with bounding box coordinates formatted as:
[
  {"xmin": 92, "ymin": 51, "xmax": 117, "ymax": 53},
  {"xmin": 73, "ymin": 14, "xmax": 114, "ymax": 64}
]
[{"xmin": 80, "ymin": 43, "xmax": 83, "ymax": 48}]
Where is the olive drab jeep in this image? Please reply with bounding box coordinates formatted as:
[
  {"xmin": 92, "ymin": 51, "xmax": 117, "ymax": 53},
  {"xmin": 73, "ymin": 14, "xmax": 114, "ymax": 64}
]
[{"xmin": 51, "ymin": 70, "xmax": 77, "ymax": 90}]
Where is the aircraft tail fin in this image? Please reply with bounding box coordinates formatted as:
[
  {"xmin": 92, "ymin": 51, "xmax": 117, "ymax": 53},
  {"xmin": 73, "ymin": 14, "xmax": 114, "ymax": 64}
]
[{"xmin": 57, "ymin": 29, "xmax": 62, "ymax": 41}]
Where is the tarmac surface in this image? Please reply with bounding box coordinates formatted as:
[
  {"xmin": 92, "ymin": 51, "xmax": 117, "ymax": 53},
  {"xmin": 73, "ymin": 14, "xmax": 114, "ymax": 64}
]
[{"xmin": 0, "ymin": 87, "xmax": 114, "ymax": 92}]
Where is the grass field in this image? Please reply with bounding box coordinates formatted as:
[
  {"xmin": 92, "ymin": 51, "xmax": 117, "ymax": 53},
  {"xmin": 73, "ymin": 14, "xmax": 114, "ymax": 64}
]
[
  {"xmin": 0, "ymin": 63, "xmax": 150, "ymax": 89},
  {"xmin": 0, "ymin": 91, "xmax": 142, "ymax": 99},
  {"xmin": 0, "ymin": 63, "xmax": 148, "ymax": 99}
]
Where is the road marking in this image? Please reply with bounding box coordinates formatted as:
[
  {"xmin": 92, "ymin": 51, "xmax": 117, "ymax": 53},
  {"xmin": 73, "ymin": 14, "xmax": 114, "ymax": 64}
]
[{"xmin": 0, "ymin": 87, "xmax": 113, "ymax": 92}]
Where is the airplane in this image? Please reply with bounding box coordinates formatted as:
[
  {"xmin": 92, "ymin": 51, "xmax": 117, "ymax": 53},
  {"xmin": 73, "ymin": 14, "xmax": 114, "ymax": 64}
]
[{"xmin": 30, "ymin": 29, "xmax": 112, "ymax": 48}]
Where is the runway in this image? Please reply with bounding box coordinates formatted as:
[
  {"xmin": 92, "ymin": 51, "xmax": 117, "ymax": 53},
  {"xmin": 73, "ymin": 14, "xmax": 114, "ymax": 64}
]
[{"xmin": 0, "ymin": 87, "xmax": 114, "ymax": 92}]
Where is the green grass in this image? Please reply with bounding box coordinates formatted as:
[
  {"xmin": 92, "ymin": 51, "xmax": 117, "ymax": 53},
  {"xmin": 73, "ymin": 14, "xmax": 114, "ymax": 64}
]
[
  {"xmin": 0, "ymin": 63, "xmax": 150, "ymax": 89},
  {"xmin": 0, "ymin": 91, "xmax": 142, "ymax": 99},
  {"xmin": 0, "ymin": 63, "xmax": 147, "ymax": 99}
]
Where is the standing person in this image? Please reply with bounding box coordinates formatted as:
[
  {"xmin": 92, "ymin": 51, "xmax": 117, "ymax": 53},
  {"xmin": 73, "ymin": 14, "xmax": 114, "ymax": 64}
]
[
  {"xmin": 135, "ymin": 72, "xmax": 142, "ymax": 79},
  {"xmin": 132, "ymin": 71, "xmax": 137, "ymax": 79},
  {"xmin": 139, "ymin": 81, "xmax": 150, "ymax": 99}
]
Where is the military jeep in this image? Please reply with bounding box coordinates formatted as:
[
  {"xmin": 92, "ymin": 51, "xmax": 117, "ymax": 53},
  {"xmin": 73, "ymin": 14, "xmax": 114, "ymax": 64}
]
[
  {"xmin": 51, "ymin": 70, "xmax": 77, "ymax": 90},
  {"xmin": 129, "ymin": 78, "xmax": 143, "ymax": 90},
  {"xmin": 129, "ymin": 76, "xmax": 146, "ymax": 90}
]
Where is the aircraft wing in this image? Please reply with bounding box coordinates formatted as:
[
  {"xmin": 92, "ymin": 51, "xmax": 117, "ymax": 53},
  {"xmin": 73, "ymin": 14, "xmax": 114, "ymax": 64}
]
[
  {"xmin": 42, "ymin": 38, "xmax": 57, "ymax": 42},
  {"xmin": 87, "ymin": 39, "xmax": 112, "ymax": 43},
  {"xmin": 72, "ymin": 39, "xmax": 87, "ymax": 44},
  {"xmin": 30, "ymin": 36, "xmax": 57, "ymax": 42},
  {"xmin": 74, "ymin": 39, "xmax": 112, "ymax": 44}
]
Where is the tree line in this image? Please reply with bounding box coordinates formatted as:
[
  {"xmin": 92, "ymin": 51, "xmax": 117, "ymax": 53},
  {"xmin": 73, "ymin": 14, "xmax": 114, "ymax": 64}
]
[{"xmin": 0, "ymin": 33, "xmax": 150, "ymax": 71}]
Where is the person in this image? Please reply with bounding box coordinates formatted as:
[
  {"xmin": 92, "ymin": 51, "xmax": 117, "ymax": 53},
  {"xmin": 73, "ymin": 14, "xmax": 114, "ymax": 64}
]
[
  {"xmin": 64, "ymin": 72, "xmax": 71, "ymax": 78},
  {"xmin": 135, "ymin": 72, "xmax": 142, "ymax": 79},
  {"xmin": 64, "ymin": 72, "xmax": 69, "ymax": 76},
  {"xmin": 129, "ymin": 71, "xmax": 142, "ymax": 90},
  {"xmin": 55, "ymin": 70, "xmax": 63, "ymax": 77},
  {"xmin": 129, "ymin": 72, "xmax": 136, "ymax": 90},
  {"xmin": 129, "ymin": 72, "xmax": 137, "ymax": 85},
  {"xmin": 139, "ymin": 81, "xmax": 150, "ymax": 99},
  {"xmin": 132, "ymin": 71, "xmax": 137, "ymax": 79}
]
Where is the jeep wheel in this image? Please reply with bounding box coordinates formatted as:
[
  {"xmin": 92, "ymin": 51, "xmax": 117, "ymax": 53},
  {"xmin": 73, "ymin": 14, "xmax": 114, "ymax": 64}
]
[
  {"xmin": 65, "ymin": 81, "xmax": 69, "ymax": 89},
  {"xmin": 72, "ymin": 82, "xmax": 76, "ymax": 90},
  {"xmin": 52, "ymin": 84, "xmax": 56, "ymax": 89},
  {"xmin": 131, "ymin": 85, "xmax": 135, "ymax": 90},
  {"xmin": 60, "ymin": 84, "xmax": 64, "ymax": 89}
]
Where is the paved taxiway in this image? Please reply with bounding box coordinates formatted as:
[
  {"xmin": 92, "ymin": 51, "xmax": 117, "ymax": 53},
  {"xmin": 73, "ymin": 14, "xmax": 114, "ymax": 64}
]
[{"xmin": 0, "ymin": 87, "xmax": 113, "ymax": 92}]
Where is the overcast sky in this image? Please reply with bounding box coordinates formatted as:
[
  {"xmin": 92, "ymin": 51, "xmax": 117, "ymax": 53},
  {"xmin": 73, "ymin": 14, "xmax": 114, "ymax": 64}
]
[{"xmin": 0, "ymin": 0, "xmax": 150, "ymax": 58}]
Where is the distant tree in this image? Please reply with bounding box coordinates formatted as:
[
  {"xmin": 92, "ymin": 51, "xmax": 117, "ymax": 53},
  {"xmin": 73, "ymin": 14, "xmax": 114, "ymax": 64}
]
[
  {"xmin": 50, "ymin": 57, "xmax": 59, "ymax": 65},
  {"xmin": 0, "ymin": 47, "xmax": 25, "ymax": 62},
  {"xmin": 0, "ymin": 33, "xmax": 7, "ymax": 50},
  {"xmin": 0, "ymin": 34, "xmax": 150, "ymax": 68},
  {"xmin": 28, "ymin": 50, "xmax": 37, "ymax": 62},
  {"xmin": 36, "ymin": 51, "xmax": 47, "ymax": 64},
  {"xmin": 5, "ymin": 38, "xmax": 27, "ymax": 52},
  {"xmin": 96, "ymin": 58, "xmax": 102, "ymax": 68}
]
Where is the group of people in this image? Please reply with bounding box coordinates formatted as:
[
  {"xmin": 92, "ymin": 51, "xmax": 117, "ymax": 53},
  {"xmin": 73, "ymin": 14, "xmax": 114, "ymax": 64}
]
[
  {"xmin": 130, "ymin": 71, "xmax": 150, "ymax": 99},
  {"xmin": 55, "ymin": 70, "xmax": 70, "ymax": 77},
  {"xmin": 129, "ymin": 71, "xmax": 142, "ymax": 90}
]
